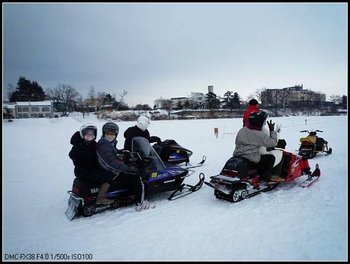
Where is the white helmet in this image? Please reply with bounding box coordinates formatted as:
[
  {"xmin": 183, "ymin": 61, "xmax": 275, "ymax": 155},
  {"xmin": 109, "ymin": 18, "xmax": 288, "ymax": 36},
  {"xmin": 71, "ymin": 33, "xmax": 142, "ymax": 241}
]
[
  {"xmin": 136, "ymin": 116, "xmax": 150, "ymax": 131},
  {"xmin": 79, "ymin": 123, "xmax": 97, "ymax": 139}
]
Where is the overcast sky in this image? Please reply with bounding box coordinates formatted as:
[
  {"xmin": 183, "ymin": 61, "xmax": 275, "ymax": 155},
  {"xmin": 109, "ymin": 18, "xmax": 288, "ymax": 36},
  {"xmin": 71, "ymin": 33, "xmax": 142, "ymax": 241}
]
[{"xmin": 3, "ymin": 3, "xmax": 348, "ymax": 106}]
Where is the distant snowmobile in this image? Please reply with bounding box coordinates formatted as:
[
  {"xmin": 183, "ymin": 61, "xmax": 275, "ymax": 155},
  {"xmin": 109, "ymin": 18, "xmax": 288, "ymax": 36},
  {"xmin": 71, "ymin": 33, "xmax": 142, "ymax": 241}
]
[
  {"xmin": 65, "ymin": 137, "xmax": 205, "ymax": 220},
  {"xmin": 205, "ymin": 140, "xmax": 320, "ymax": 203},
  {"xmin": 298, "ymin": 130, "xmax": 332, "ymax": 159}
]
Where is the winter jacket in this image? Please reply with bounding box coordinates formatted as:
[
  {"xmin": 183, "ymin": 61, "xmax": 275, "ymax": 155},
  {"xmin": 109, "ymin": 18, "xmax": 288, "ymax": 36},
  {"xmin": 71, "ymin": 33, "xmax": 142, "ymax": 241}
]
[
  {"xmin": 97, "ymin": 137, "xmax": 131, "ymax": 175},
  {"xmin": 68, "ymin": 131, "xmax": 100, "ymax": 182},
  {"xmin": 124, "ymin": 125, "xmax": 160, "ymax": 151},
  {"xmin": 243, "ymin": 105, "xmax": 260, "ymax": 127},
  {"xmin": 233, "ymin": 126, "xmax": 278, "ymax": 163}
]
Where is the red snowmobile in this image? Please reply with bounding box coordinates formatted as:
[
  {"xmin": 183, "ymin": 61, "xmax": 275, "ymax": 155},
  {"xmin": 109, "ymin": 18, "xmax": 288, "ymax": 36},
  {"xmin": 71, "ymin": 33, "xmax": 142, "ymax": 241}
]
[{"xmin": 205, "ymin": 140, "xmax": 320, "ymax": 203}]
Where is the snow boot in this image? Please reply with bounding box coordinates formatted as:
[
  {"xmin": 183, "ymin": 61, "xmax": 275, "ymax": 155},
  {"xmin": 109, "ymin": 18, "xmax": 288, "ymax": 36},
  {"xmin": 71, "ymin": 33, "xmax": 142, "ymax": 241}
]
[{"xmin": 96, "ymin": 183, "xmax": 114, "ymax": 205}]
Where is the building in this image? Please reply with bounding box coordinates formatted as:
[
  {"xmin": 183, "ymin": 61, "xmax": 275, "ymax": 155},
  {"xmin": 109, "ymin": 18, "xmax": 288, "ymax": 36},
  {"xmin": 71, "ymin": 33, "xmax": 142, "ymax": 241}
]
[
  {"xmin": 3, "ymin": 101, "xmax": 54, "ymax": 118},
  {"xmin": 170, "ymin": 97, "xmax": 187, "ymax": 109},
  {"xmin": 261, "ymin": 85, "xmax": 326, "ymax": 107}
]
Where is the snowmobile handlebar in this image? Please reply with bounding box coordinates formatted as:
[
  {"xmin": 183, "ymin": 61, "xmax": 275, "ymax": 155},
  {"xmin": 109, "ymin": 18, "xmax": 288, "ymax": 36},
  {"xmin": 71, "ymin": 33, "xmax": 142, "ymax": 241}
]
[{"xmin": 299, "ymin": 129, "xmax": 323, "ymax": 134}]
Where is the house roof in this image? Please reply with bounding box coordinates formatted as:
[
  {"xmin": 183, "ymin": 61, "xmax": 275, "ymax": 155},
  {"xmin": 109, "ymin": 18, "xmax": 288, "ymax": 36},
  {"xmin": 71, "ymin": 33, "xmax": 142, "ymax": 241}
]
[{"xmin": 16, "ymin": 100, "xmax": 53, "ymax": 106}]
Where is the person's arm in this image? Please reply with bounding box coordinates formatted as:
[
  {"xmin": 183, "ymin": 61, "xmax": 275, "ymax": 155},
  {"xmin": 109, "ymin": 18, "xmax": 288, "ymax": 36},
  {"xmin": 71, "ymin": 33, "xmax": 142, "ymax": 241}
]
[
  {"xmin": 68, "ymin": 145, "xmax": 84, "ymax": 167},
  {"xmin": 260, "ymin": 131, "xmax": 278, "ymax": 148},
  {"xmin": 97, "ymin": 142, "xmax": 130, "ymax": 174}
]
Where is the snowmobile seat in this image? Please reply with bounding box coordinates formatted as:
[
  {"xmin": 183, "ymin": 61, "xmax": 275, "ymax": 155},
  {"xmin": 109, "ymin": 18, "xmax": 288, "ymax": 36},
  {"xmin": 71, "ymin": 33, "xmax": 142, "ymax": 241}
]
[
  {"xmin": 221, "ymin": 156, "xmax": 258, "ymax": 179},
  {"xmin": 300, "ymin": 136, "xmax": 316, "ymax": 144},
  {"xmin": 315, "ymin": 137, "xmax": 327, "ymax": 151}
]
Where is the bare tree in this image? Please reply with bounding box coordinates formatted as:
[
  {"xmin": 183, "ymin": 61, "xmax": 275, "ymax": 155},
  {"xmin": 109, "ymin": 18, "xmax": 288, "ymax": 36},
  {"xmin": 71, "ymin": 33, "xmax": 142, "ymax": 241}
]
[
  {"xmin": 88, "ymin": 86, "xmax": 96, "ymax": 100},
  {"xmin": 116, "ymin": 90, "xmax": 127, "ymax": 111},
  {"xmin": 329, "ymin": 95, "xmax": 342, "ymax": 105},
  {"xmin": 52, "ymin": 84, "xmax": 81, "ymax": 115}
]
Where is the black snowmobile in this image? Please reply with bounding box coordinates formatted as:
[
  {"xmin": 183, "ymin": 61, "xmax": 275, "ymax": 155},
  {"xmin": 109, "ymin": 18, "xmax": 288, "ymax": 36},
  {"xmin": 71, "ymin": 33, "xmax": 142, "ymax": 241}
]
[
  {"xmin": 65, "ymin": 137, "xmax": 205, "ymax": 220},
  {"xmin": 153, "ymin": 139, "xmax": 206, "ymax": 169},
  {"xmin": 298, "ymin": 130, "xmax": 332, "ymax": 159}
]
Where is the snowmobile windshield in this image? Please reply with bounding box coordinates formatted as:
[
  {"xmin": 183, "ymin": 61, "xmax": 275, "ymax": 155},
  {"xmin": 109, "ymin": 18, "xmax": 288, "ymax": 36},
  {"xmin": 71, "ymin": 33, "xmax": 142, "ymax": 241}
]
[{"xmin": 131, "ymin": 137, "xmax": 166, "ymax": 170}]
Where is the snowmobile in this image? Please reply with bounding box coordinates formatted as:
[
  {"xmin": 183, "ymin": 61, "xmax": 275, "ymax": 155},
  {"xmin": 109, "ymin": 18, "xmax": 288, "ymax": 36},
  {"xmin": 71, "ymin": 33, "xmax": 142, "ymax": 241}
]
[
  {"xmin": 298, "ymin": 130, "xmax": 332, "ymax": 159},
  {"xmin": 65, "ymin": 137, "xmax": 205, "ymax": 220},
  {"xmin": 153, "ymin": 139, "xmax": 206, "ymax": 169},
  {"xmin": 205, "ymin": 140, "xmax": 321, "ymax": 203}
]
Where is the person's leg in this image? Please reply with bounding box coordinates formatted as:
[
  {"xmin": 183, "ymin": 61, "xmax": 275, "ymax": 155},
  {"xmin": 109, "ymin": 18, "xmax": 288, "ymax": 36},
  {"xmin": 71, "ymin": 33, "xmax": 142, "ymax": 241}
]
[
  {"xmin": 95, "ymin": 170, "xmax": 117, "ymax": 205},
  {"xmin": 117, "ymin": 173, "xmax": 145, "ymax": 204},
  {"xmin": 258, "ymin": 154, "xmax": 275, "ymax": 182}
]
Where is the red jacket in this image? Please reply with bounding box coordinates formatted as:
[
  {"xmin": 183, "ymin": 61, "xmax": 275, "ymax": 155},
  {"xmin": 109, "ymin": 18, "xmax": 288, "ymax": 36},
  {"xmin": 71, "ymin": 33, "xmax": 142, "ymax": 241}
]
[{"xmin": 243, "ymin": 105, "xmax": 260, "ymax": 127}]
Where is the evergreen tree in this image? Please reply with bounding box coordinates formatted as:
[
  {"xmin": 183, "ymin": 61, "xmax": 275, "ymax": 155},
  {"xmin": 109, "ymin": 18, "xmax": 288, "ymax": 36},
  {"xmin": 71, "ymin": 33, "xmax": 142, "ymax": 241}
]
[
  {"xmin": 232, "ymin": 92, "xmax": 241, "ymax": 109},
  {"xmin": 10, "ymin": 77, "xmax": 45, "ymax": 102},
  {"xmin": 206, "ymin": 92, "xmax": 221, "ymax": 110}
]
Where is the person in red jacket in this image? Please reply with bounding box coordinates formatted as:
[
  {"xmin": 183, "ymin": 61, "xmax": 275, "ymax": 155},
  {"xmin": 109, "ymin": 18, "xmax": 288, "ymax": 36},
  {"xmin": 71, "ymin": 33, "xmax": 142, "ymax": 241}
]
[{"xmin": 243, "ymin": 99, "xmax": 260, "ymax": 127}]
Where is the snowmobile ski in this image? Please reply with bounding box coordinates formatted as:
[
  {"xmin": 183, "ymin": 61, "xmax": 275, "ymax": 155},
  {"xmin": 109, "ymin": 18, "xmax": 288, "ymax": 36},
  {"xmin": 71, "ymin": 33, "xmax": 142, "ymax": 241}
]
[
  {"xmin": 299, "ymin": 163, "xmax": 321, "ymax": 188},
  {"xmin": 168, "ymin": 173, "xmax": 205, "ymax": 200},
  {"xmin": 180, "ymin": 156, "xmax": 206, "ymax": 170},
  {"xmin": 299, "ymin": 175, "xmax": 320, "ymax": 188}
]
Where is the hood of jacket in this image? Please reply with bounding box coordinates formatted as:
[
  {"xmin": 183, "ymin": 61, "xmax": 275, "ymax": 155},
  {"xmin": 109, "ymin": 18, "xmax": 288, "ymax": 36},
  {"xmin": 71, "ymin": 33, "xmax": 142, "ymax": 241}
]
[{"xmin": 70, "ymin": 131, "xmax": 83, "ymax": 145}]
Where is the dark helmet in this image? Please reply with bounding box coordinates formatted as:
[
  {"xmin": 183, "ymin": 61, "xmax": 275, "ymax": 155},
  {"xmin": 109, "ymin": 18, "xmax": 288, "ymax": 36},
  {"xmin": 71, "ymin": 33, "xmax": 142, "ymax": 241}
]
[
  {"xmin": 102, "ymin": 122, "xmax": 119, "ymax": 136},
  {"xmin": 79, "ymin": 123, "xmax": 97, "ymax": 139},
  {"xmin": 248, "ymin": 111, "xmax": 268, "ymax": 129},
  {"xmin": 248, "ymin": 99, "xmax": 259, "ymax": 106}
]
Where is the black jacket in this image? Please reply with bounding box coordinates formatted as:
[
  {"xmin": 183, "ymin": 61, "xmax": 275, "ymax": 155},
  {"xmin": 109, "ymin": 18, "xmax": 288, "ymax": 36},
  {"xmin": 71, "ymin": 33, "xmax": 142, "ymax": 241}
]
[
  {"xmin": 68, "ymin": 131, "xmax": 100, "ymax": 182},
  {"xmin": 123, "ymin": 125, "xmax": 160, "ymax": 151}
]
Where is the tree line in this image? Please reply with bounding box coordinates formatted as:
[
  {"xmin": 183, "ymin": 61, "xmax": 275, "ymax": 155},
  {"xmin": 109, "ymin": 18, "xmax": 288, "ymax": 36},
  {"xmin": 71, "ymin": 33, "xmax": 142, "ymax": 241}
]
[{"xmin": 7, "ymin": 77, "xmax": 347, "ymax": 116}]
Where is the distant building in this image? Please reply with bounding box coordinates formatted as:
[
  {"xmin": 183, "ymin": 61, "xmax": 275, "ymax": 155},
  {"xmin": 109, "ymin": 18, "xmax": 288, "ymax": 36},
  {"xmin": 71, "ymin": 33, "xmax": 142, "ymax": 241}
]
[
  {"xmin": 190, "ymin": 92, "xmax": 206, "ymax": 106},
  {"xmin": 261, "ymin": 84, "xmax": 326, "ymax": 107},
  {"xmin": 170, "ymin": 97, "xmax": 187, "ymax": 109},
  {"xmin": 2, "ymin": 101, "xmax": 54, "ymax": 118}
]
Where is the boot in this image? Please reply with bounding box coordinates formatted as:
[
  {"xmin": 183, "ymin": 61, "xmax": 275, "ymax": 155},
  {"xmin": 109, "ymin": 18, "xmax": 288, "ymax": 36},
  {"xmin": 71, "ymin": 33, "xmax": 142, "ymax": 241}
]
[
  {"xmin": 96, "ymin": 183, "xmax": 114, "ymax": 205},
  {"xmin": 269, "ymin": 175, "xmax": 285, "ymax": 183}
]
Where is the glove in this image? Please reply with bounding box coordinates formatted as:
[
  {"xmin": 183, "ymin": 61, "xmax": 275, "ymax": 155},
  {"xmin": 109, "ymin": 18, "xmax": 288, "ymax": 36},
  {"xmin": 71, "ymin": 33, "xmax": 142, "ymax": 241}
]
[
  {"xmin": 267, "ymin": 120, "xmax": 275, "ymax": 132},
  {"xmin": 276, "ymin": 124, "xmax": 281, "ymax": 133},
  {"xmin": 151, "ymin": 136, "xmax": 162, "ymax": 145}
]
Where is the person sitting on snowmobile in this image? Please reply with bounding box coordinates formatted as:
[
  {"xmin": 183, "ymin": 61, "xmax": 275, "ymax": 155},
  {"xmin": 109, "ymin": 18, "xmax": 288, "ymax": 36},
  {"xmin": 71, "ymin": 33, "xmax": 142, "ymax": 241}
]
[
  {"xmin": 97, "ymin": 122, "xmax": 152, "ymax": 211},
  {"xmin": 242, "ymin": 99, "xmax": 260, "ymax": 127},
  {"xmin": 123, "ymin": 115, "xmax": 162, "ymax": 151},
  {"xmin": 233, "ymin": 111, "xmax": 285, "ymax": 183},
  {"xmin": 68, "ymin": 124, "xmax": 118, "ymax": 205}
]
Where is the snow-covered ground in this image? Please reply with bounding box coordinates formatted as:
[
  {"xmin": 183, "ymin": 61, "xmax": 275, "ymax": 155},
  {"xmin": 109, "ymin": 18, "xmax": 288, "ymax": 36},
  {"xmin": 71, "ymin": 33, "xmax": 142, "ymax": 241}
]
[{"xmin": 3, "ymin": 114, "xmax": 348, "ymax": 261}]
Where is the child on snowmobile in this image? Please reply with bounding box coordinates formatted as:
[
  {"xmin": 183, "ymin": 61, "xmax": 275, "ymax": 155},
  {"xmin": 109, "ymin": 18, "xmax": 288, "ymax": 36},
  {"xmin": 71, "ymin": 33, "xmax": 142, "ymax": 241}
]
[
  {"xmin": 68, "ymin": 124, "xmax": 118, "ymax": 205},
  {"xmin": 233, "ymin": 111, "xmax": 285, "ymax": 183},
  {"xmin": 123, "ymin": 115, "xmax": 162, "ymax": 151},
  {"xmin": 97, "ymin": 122, "xmax": 152, "ymax": 211}
]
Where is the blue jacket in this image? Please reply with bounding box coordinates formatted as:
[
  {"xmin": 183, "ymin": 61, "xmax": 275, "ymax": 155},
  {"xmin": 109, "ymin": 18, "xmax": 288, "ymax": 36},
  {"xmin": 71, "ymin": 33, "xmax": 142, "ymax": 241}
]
[{"xmin": 97, "ymin": 137, "xmax": 131, "ymax": 175}]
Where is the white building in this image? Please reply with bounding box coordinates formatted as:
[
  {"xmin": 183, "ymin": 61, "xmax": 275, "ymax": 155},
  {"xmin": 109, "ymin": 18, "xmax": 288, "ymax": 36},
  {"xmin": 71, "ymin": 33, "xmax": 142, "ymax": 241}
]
[{"xmin": 5, "ymin": 101, "xmax": 54, "ymax": 118}]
